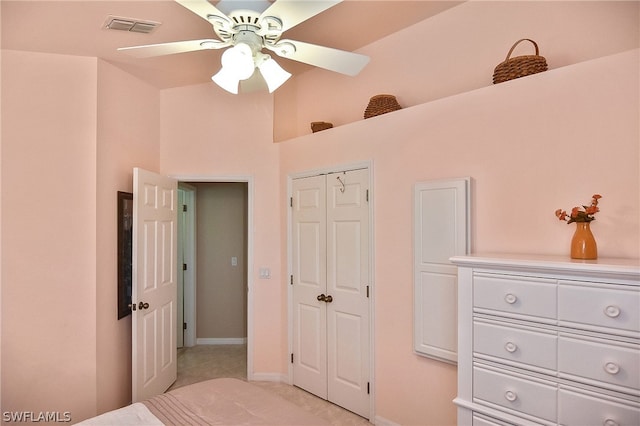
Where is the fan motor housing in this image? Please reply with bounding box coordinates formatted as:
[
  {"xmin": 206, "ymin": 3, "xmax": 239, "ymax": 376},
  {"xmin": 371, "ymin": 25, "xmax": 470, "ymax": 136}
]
[{"xmin": 211, "ymin": 9, "xmax": 282, "ymax": 48}]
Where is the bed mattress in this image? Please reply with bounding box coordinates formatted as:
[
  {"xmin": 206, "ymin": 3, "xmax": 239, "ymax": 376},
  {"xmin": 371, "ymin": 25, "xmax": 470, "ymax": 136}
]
[{"xmin": 78, "ymin": 378, "xmax": 330, "ymax": 425}]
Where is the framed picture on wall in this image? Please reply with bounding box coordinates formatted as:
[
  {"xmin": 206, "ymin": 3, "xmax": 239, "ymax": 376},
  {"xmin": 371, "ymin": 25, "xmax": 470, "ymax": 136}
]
[{"xmin": 117, "ymin": 191, "xmax": 133, "ymax": 320}]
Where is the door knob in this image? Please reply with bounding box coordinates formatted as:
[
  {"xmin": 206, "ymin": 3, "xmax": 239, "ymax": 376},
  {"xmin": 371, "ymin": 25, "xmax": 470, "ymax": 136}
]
[
  {"xmin": 138, "ymin": 301, "xmax": 150, "ymax": 310},
  {"xmin": 317, "ymin": 294, "xmax": 326, "ymax": 302},
  {"xmin": 325, "ymin": 295, "xmax": 333, "ymax": 303}
]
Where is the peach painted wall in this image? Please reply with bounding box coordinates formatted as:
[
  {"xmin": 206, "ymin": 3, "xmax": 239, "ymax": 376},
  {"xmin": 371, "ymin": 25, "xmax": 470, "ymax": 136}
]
[
  {"xmin": 158, "ymin": 85, "xmax": 282, "ymax": 376},
  {"xmin": 274, "ymin": 1, "xmax": 639, "ymax": 141},
  {"xmin": 95, "ymin": 60, "xmax": 160, "ymax": 414},
  {"xmin": 277, "ymin": 50, "xmax": 639, "ymax": 424},
  {"xmin": 0, "ymin": 0, "xmax": 4, "ymax": 409},
  {"xmin": 1, "ymin": 50, "xmax": 99, "ymax": 421}
]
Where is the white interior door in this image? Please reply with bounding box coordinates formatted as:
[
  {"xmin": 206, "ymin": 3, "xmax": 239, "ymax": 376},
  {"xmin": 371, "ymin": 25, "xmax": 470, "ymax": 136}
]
[
  {"xmin": 132, "ymin": 167, "xmax": 178, "ymax": 402},
  {"xmin": 326, "ymin": 169, "xmax": 370, "ymax": 418},
  {"xmin": 292, "ymin": 174, "xmax": 328, "ymax": 398},
  {"xmin": 292, "ymin": 169, "xmax": 370, "ymax": 418}
]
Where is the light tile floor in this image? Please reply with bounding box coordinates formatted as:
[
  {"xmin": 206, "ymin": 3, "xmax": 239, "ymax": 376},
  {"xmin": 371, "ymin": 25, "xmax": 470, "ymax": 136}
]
[{"xmin": 169, "ymin": 344, "xmax": 371, "ymax": 425}]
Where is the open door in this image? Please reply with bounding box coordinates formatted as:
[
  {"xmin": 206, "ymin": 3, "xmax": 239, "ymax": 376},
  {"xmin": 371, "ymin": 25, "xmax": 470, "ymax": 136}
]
[{"xmin": 132, "ymin": 168, "xmax": 178, "ymax": 402}]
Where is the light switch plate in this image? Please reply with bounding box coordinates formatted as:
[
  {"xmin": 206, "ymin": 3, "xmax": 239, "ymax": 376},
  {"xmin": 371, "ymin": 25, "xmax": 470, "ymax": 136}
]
[{"xmin": 259, "ymin": 267, "xmax": 271, "ymax": 279}]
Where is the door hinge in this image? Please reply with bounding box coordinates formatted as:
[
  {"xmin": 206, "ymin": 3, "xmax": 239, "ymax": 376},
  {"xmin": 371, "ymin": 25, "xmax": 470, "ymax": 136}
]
[
  {"xmin": 183, "ymin": 263, "xmax": 187, "ymax": 271},
  {"xmin": 366, "ymin": 285, "xmax": 369, "ymax": 298},
  {"xmin": 291, "ymin": 353, "xmax": 294, "ymax": 363},
  {"xmin": 290, "ymin": 197, "xmax": 293, "ymax": 207},
  {"xmin": 290, "ymin": 275, "xmax": 293, "ymax": 285},
  {"xmin": 367, "ymin": 382, "xmax": 370, "ymax": 394},
  {"xmin": 366, "ymin": 189, "xmax": 369, "ymax": 202},
  {"xmin": 183, "ymin": 322, "xmax": 187, "ymax": 330},
  {"xmin": 182, "ymin": 204, "xmax": 187, "ymax": 212}
]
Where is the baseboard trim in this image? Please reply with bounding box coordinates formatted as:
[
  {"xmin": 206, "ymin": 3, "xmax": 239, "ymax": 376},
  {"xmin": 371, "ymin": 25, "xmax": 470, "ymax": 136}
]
[
  {"xmin": 195, "ymin": 338, "xmax": 247, "ymax": 345},
  {"xmin": 249, "ymin": 372, "xmax": 287, "ymax": 383},
  {"xmin": 374, "ymin": 415, "xmax": 400, "ymax": 426}
]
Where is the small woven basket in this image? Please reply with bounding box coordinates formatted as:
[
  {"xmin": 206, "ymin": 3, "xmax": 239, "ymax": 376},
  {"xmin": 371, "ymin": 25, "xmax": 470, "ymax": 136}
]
[
  {"xmin": 364, "ymin": 94, "xmax": 402, "ymax": 119},
  {"xmin": 493, "ymin": 39, "xmax": 548, "ymax": 84},
  {"xmin": 311, "ymin": 121, "xmax": 333, "ymax": 133}
]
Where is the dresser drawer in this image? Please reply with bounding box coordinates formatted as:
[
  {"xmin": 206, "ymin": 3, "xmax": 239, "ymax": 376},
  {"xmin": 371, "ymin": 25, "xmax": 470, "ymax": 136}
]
[
  {"xmin": 474, "ymin": 366, "xmax": 557, "ymax": 421},
  {"xmin": 473, "ymin": 413, "xmax": 515, "ymax": 426},
  {"xmin": 559, "ymin": 387, "xmax": 640, "ymax": 426},
  {"xmin": 558, "ymin": 282, "xmax": 640, "ymax": 335},
  {"xmin": 558, "ymin": 335, "xmax": 640, "ymax": 394},
  {"xmin": 474, "ymin": 320, "xmax": 557, "ymax": 371},
  {"xmin": 473, "ymin": 274, "xmax": 556, "ymax": 320}
]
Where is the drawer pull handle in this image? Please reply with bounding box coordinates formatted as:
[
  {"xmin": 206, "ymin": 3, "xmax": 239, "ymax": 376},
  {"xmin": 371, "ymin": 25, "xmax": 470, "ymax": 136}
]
[
  {"xmin": 504, "ymin": 293, "xmax": 518, "ymax": 304},
  {"xmin": 604, "ymin": 305, "xmax": 621, "ymax": 318},
  {"xmin": 504, "ymin": 391, "xmax": 517, "ymax": 402},
  {"xmin": 505, "ymin": 342, "xmax": 518, "ymax": 353},
  {"xmin": 604, "ymin": 362, "xmax": 620, "ymax": 375},
  {"xmin": 603, "ymin": 419, "xmax": 619, "ymax": 426}
]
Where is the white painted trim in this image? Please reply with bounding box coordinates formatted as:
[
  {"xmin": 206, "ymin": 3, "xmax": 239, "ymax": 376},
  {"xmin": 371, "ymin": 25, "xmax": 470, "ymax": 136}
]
[
  {"xmin": 170, "ymin": 174, "xmax": 255, "ymax": 382},
  {"xmin": 178, "ymin": 183, "xmax": 197, "ymax": 348},
  {"xmin": 374, "ymin": 415, "xmax": 401, "ymax": 426},
  {"xmin": 250, "ymin": 372, "xmax": 288, "ymax": 383},
  {"xmin": 286, "ymin": 160, "xmax": 376, "ymax": 421},
  {"xmin": 196, "ymin": 338, "xmax": 247, "ymax": 345}
]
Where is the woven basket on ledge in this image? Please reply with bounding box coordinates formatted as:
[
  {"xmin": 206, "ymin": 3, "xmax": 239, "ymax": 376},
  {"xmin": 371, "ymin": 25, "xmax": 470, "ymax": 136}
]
[
  {"xmin": 364, "ymin": 94, "xmax": 402, "ymax": 119},
  {"xmin": 493, "ymin": 38, "xmax": 548, "ymax": 84},
  {"xmin": 311, "ymin": 121, "xmax": 333, "ymax": 133}
]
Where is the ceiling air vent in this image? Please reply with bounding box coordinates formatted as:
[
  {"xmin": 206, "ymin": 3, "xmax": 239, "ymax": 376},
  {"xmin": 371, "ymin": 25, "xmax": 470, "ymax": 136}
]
[{"xmin": 104, "ymin": 16, "xmax": 161, "ymax": 34}]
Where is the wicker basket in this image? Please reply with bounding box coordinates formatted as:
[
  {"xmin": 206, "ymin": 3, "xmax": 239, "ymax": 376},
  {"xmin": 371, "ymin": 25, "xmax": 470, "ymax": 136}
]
[
  {"xmin": 493, "ymin": 39, "xmax": 548, "ymax": 84},
  {"xmin": 311, "ymin": 121, "xmax": 333, "ymax": 133},
  {"xmin": 364, "ymin": 94, "xmax": 402, "ymax": 119}
]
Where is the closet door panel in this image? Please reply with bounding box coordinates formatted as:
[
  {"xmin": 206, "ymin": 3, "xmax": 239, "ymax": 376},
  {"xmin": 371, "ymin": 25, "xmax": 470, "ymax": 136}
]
[
  {"xmin": 413, "ymin": 178, "xmax": 470, "ymax": 363},
  {"xmin": 292, "ymin": 175, "xmax": 328, "ymax": 399},
  {"xmin": 326, "ymin": 169, "xmax": 371, "ymax": 418}
]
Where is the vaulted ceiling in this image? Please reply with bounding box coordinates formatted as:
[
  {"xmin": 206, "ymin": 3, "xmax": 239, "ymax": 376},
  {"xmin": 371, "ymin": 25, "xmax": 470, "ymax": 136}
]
[{"xmin": 1, "ymin": 1, "xmax": 461, "ymax": 89}]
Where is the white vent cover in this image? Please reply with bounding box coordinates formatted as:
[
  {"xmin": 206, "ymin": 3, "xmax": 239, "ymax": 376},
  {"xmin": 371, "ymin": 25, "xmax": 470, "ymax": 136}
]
[{"xmin": 104, "ymin": 16, "xmax": 161, "ymax": 34}]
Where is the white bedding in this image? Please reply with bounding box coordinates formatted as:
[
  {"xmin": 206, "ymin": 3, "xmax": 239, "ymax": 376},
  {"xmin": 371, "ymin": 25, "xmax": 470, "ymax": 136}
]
[
  {"xmin": 77, "ymin": 378, "xmax": 329, "ymax": 425},
  {"xmin": 78, "ymin": 403, "xmax": 163, "ymax": 425}
]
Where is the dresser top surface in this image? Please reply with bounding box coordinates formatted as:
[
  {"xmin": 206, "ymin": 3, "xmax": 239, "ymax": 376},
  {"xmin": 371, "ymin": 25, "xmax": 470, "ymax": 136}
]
[{"xmin": 450, "ymin": 253, "xmax": 640, "ymax": 280}]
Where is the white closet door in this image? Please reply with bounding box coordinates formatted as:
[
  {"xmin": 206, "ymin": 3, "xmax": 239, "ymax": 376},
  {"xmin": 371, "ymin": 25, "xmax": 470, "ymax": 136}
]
[
  {"xmin": 292, "ymin": 174, "xmax": 328, "ymax": 399},
  {"xmin": 292, "ymin": 169, "xmax": 371, "ymax": 419},
  {"xmin": 326, "ymin": 169, "xmax": 370, "ymax": 418}
]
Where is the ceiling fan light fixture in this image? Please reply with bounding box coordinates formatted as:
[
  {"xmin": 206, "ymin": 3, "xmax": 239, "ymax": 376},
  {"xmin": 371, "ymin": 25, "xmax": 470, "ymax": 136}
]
[
  {"xmin": 212, "ymin": 67, "xmax": 241, "ymax": 94},
  {"xmin": 220, "ymin": 43, "xmax": 255, "ymax": 80},
  {"xmin": 257, "ymin": 54, "xmax": 291, "ymax": 93}
]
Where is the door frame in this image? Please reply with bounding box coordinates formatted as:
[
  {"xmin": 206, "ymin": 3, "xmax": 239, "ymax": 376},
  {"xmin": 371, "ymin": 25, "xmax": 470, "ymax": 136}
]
[
  {"xmin": 286, "ymin": 160, "xmax": 375, "ymax": 420},
  {"xmin": 172, "ymin": 174, "xmax": 254, "ymax": 380},
  {"xmin": 178, "ymin": 183, "xmax": 197, "ymax": 348}
]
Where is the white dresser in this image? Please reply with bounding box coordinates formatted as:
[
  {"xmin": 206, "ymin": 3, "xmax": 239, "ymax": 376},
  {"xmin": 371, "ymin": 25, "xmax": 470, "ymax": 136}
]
[{"xmin": 451, "ymin": 254, "xmax": 640, "ymax": 426}]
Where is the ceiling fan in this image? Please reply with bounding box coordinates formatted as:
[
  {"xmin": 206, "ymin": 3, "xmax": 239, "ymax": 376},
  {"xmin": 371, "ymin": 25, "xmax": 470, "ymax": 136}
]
[{"xmin": 118, "ymin": 0, "xmax": 370, "ymax": 94}]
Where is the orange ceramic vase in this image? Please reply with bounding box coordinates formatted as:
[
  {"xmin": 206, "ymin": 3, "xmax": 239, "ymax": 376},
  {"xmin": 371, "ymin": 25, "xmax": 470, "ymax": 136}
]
[{"xmin": 571, "ymin": 222, "xmax": 597, "ymax": 259}]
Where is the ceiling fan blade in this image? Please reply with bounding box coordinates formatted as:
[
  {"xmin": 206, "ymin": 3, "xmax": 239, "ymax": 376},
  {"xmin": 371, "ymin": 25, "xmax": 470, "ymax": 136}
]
[
  {"xmin": 270, "ymin": 39, "xmax": 369, "ymax": 76},
  {"xmin": 260, "ymin": 0, "xmax": 341, "ymax": 32},
  {"xmin": 118, "ymin": 39, "xmax": 228, "ymax": 58},
  {"xmin": 175, "ymin": 0, "xmax": 230, "ymax": 23}
]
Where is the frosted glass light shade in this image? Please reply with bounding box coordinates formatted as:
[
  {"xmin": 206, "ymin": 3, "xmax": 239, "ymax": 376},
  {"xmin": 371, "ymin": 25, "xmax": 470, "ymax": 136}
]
[
  {"xmin": 212, "ymin": 67, "xmax": 241, "ymax": 94},
  {"xmin": 258, "ymin": 57, "xmax": 291, "ymax": 93},
  {"xmin": 221, "ymin": 43, "xmax": 255, "ymax": 80},
  {"xmin": 212, "ymin": 43, "xmax": 257, "ymax": 93}
]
